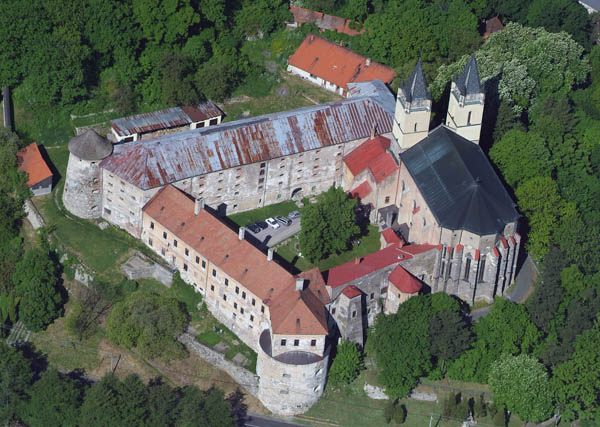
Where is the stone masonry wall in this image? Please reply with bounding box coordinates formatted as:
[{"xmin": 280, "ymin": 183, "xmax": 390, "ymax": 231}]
[{"xmin": 63, "ymin": 153, "xmax": 104, "ymax": 219}]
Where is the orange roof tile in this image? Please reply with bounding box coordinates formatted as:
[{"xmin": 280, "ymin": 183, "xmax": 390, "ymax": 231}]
[
  {"xmin": 143, "ymin": 185, "xmax": 327, "ymax": 335},
  {"xmin": 344, "ymin": 135, "xmax": 398, "ymax": 183},
  {"xmin": 382, "ymin": 228, "xmax": 402, "ymax": 245},
  {"xmin": 290, "ymin": 5, "xmax": 364, "ymax": 36},
  {"xmin": 389, "ymin": 265, "xmax": 422, "ymax": 294},
  {"xmin": 483, "ymin": 17, "xmax": 504, "ymax": 38},
  {"xmin": 269, "ymin": 286, "xmax": 328, "ymax": 335},
  {"xmin": 342, "ymin": 285, "xmax": 362, "ymax": 299},
  {"xmin": 16, "ymin": 143, "xmax": 52, "ymax": 187},
  {"xmin": 297, "ymin": 268, "xmax": 331, "ymax": 305},
  {"xmin": 288, "ymin": 35, "xmax": 395, "ymax": 90},
  {"xmin": 348, "ymin": 181, "xmax": 372, "ymax": 200}
]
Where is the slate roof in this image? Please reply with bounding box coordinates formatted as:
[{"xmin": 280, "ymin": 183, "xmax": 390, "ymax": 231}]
[
  {"xmin": 400, "ymin": 59, "xmax": 430, "ymax": 103},
  {"xmin": 400, "ymin": 126, "xmax": 519, "ymax": 235},
  {"xmin": 101, "ymin": 96, "xmax": 393, "ymax": 190},
  {"xmin": 288, "ymin": 35, "xmax": 395, "ymax": 90},
  {"xmin": 68, "ymin": 130, "xmax": 113, "ymax": 161},
  {"xmin": 143, "ymin": 185, "xmax": 328, "ymax": 336},
  {"xmin": 454, "ymin": 54, "xmax": 482, "ymax": 97},
  {"xmin": 110, "ymin": 103, "xmax": 222, "ymax": 138},
  {"xmin": 16, "ymin": 142, "xmax": 53, "ymax": 187}
]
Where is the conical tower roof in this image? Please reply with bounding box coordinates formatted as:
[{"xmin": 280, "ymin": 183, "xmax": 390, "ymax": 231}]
[
  {"xmin": 400, "ymin": 59, "xmax": 431, "ymax": 103},
  {"xmin": 67, "ymin": 129, "xmax": 113, "ymax": 161},
  {"xmin": 454, "ymin": 54, "xmax": 482, "ymax": 97}
]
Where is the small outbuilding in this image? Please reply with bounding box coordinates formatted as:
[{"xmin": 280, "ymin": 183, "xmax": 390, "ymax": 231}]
[{"xmin": 16, "ymin": 142, "xmax": 53, "ymax": 196}]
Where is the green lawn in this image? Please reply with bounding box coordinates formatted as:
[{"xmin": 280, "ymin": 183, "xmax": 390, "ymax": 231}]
[
  {"xmin": 227, "ymin": 200, "xmax": 298, "ymax": 227},
  {"xmin": 276, "ymin": 224, "xmax": 382, "ymax": 272}
]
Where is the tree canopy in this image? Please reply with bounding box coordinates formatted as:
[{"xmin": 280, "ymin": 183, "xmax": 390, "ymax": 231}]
[{"xmin": 328, "ymin": 340, "xmax": 363, "ymax": 386}]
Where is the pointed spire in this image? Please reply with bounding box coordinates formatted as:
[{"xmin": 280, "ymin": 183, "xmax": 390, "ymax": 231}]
[
  {"xmin": 400, "ymin": 59, "xmax": 430, "ymax": 104},
  {"xmin": 455, "ymin": 54, "xmax": 481, "ymax": 97}
]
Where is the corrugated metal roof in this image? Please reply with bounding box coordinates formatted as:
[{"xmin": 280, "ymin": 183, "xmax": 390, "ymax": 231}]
[
  {"xmin": 101, "ymin": 96, "xmax": 394, "ymax": 189},
  {"xmin": 110, "ymin": 102, "xmax": 222, "ymax": 137},
  {"xmin": 346, "ymin": 80, "xmax": 395, "ymax": 114}
]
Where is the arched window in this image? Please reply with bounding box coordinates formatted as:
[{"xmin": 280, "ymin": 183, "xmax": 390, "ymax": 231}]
[
  {"xmin": 478, "ymin": 257, "xmax": 486, "ymax": 281},
  {"xmin": 464, "ymin": 256, "xmax": 471, "ymax": 280}
]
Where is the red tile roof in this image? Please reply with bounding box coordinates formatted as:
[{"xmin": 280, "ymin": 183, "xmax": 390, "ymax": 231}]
[
  {"xmin": 143, "ymin": 185, "xmax": 328, "ymax": 335},
  {"xmin": 342, "ymin": 285, "xmax": 362, "ymax": 299},
  {"xmin": 348, "ymin": 181, "xmax": 372, "ymax": 200},
  {"xmin": 500, "ymin": 236, "xmax": 508, "ymax": 249},
  {"xmin": 382, "ymin": 228, "xmax": 403, "ymax": 245},
  {"xmin": 297, "ymin": 267, "xmax": 331, "ymax": 305},
  {"xmin": 343, "ymin": 136, "xmax": 398, "ymax": 183},
  {"xmin": 290, "ymin": 5, "xmax": 364, "ymax": 36},
  {"xmin": 327, "ymin": 243, "xmax": 436, "ymax": 288},
  {"xmin": 389, "ymin": 265, "xmax": 422, "ymax": 294},
  {"xmin": 16, "ymin": 142, "xmax": 53, "ymax": 187},
  {"xmin": 288, "ymin": 35, "xmax": 395, "ymax": 90}
]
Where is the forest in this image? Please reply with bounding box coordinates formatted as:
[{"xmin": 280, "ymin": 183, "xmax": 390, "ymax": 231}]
[{"xmin": 0, "ymin": 0, "xmax": 599, "ymax": 425}]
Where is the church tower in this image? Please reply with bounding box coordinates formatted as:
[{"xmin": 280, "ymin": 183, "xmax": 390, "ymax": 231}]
[
  {"xmin": 393, "ymin": 59, "xmax": 432, "ymax": 150},
  {"xmin": 446, "ymin": 54, "xmax": 485, "ymax": 144}
]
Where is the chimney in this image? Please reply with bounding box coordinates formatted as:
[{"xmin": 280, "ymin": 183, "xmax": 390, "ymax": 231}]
[
  {"xmin": 238, "ymin": 227, "xmax": 245, "ymax": 241},
  {"xmin": 194, "ymin": 198, "xmax": 204, "ymax": 215},
  {"xmin": 366, "ymin": 58, "xmax": 371, "ymax": 66},
  {"xmin": 370, "ymin": 122, "xmax": 376, "ymax": 139},
  {"xmin": 295, "ymin": 278, "xmax": 305, "ymax": 291},
  {"xmin": 267, "ymin": 248, "xmax": 273, "ymax": 261}
]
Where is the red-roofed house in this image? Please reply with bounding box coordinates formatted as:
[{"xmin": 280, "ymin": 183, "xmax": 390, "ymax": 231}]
[
  {"xmin": 343, "ymin": 135, "xmax": 400, "ymax": 224},
  {"xmin": 287, "ymin": 34, "xmax": 395, "ymax": 97},
  {"xmin": 380, "ymin": 227, "xmax": 404, "ymax": 248},
  {"xmin": 384, "ymin": 266, "xmax": 422, "ymax": 313},
  {"xmin": 16, "ymin": 142, "xmax": 53, "ymax": 196}
]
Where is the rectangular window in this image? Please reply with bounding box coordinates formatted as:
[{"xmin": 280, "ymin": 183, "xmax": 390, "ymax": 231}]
[
  {"xmin": 150, "ymin": 222, "xmax": 154, "ymax": 229},
  {"xmin": 235, "ymin": 286, "xmax": 239, "ymax": 294},
  {"xmin": 310, "ymin": 339, "xmax": 316, "ymax": 347},
  {"xmin": 240, "ymin": 308, "xmax": 244, "ymax": 314},
  {"xmin": 370, "ymin": 293, "xmax": 374, "ymax": 300},
  {"xmin": 261, "ymin": 306, "xmax": 265, "ymax": 313},
  {"xmin": 196, "ymin": 256, "xmax": 200, "ymax": 264},
  {"xmin": 250, "ymin": 315, "xmax": 254, "ymax": 322},
  {"xmin": 173, "ymin": 239, "xmax": 178, "ymax": 247},
  {"xmin": 252, "ymin": 298, "xmax": 256, "ymax": 306},
  {"xmin": 234, "ymin": 302, "xmax": 238, "ymax": 309},
  {"xmin": 260, "ymin": 162, "xmax": 266, "ymax": 168},
  {"xmin": 293, "ymin": 339, "xmax": 299, "ymax": 346},
  {"xmin": 202, "ymin": 260, "xmax": 206, "ymax": 269},
  {"xmin": 258, "ymin": 178, "xmax": 264, "ymax": 184},
  {"xmin": 331, "ymin": 307, "xmax": 336, "ymax": 314},
  {"xmin": 163, "ymin": 232, "xmax": 167, "ymax": 239},
  {"xmin": 212, "ymin": 269, "xmax": 216, "ymax": 277},
  {"xmin": 183, "ymin": 263, "xmax": 188, "ymax": 271},
  {"xmin": 281, "ymin": 339, "xmax": 286, "ymax": 346},
  {"xmin": 223, "ymin": 294, "xmax": 227, "ymax": 301},
  {"xmin": 242, "ymin": 291, "xmax": 246, "ymax": 299},
  {"xmin": 210, "ymin": 284, "xmax": 214, "ymax": 291},
  {"xmin": 464, "ymin": 258, "xmax": 471, "ymax": 280},
  {"xmin": 224, "ymin": 279, "xmax": 229, "ymax": 286},
  {"xmin": 385, "ymin": 196, "xmax": 390, "ymax": 203},
  {"xmin": 352, "ymin": 310, "xmax": 357, "ymax": 318},
  {"xmin": 478, "ymin": 259, "xmax": 486, "ymax": 281},
  {"xmin": 148, "ymin": 238, "xmax": 153, "ymax": 247},
  {"xmin": 185, "ymin": 248, "xmax": 189, "ymax": 256}
]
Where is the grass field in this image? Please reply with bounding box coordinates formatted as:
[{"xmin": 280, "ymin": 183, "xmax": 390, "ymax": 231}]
[{"xmin": 275, "ymin": 224, "xmax": 382, "ymax": 272}]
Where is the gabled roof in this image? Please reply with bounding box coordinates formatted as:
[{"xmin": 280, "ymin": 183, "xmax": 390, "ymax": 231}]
[
  {"xmin": 327, "ymin": 243, "xmax": 437, "ymax": 288},
  {"xmin": 269, "ymin": 286, "xmax": 329, "ymax": 335},
  {"xmin": 16, "ymin": 142, "xmax": 52, "ymax": 187},
  {"xmin": 110, "ymin": 103, "xmax": 222, "ymax": 137},
  {"xmin": 389, "ymin": 265, "xmax": 422, "ymax": 294},
  {"xmin": 101, "ymin": 96, "xmax": 393, "ymax": 190},
  {"xmin": 400, "ymin": 126, "xmax": 519, "ymax": 235},
  {"xmin": 343, "ymin": 135, "xmax": 398, "ymax": 183},
  {"xmin": 288, "ymin": 35, "xmax": 395, "ymax": 90},
  {"xmin": 297, "ymin": 267, "xmax": 331, "ymax": 305},
  {"xmin": 68, "ymin": 130, "xmax": 112, "ymax": 161},
  {"xmin": 381, "ymin": 228, "xmax": 403, "ymax": 245},
  {"xmin": 400, "ymin": 59, "xmax": 430, "ymax": 103},
  {"xmin": 454, "ymin": 54, "xmax": 482, "ymax": 97},
  {"xmin": 290, "ymin": 5, "xmax": 364, "ymax": 36},
  {"xmin": 143, "ymin": 185, "xmax": 328, "ymax": 336},
  {"xmin": 348, "ymin": 181, "xmax": 372, "ymax": 200}
]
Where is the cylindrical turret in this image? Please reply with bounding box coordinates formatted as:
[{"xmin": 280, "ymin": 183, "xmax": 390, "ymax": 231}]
[{"xmin": 63, "ymin": 130, "xmax": 113, "ymax": 219}]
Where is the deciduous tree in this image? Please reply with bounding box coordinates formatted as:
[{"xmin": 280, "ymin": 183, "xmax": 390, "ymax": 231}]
[{"xmin": 328, "ymin": 340, "xmax": 363, "ymax": 386}]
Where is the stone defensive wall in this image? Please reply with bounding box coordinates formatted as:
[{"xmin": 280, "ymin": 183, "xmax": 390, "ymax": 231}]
[{"xmin": 256, "ymin": 329, "xmax": 329, "ymax": 416}]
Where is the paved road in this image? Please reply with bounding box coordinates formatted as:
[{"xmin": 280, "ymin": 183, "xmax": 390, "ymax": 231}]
[
  {"xmin": 246, "ymin": 217, "xmax": 301, "ymax": 248},
  {"xmin": 244, "ymin": 413, "xmax": 304, "ymax": 427},
  {"xmin": 471, "ymin": 255, "xmax": 538, "ymax": 321}
]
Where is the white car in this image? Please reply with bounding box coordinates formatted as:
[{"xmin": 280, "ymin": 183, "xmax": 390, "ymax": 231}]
[{"xmin": 265, "ymin": 217, "xmax": 280, "ymax": 229}]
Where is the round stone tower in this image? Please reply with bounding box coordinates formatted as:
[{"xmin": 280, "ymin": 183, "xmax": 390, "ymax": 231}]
[
  {"xmin": 63, "ymin": 130, "xmax": 112, "ymax": 219},
  {"xmin": 256, "ymin": 329, "xmax": 330, "ymax": 416}
]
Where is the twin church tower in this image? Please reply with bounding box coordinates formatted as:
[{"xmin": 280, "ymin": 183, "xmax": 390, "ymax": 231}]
[{"xmin": 392, "ymin": 54, "xmax": 484, "ymax": 149}]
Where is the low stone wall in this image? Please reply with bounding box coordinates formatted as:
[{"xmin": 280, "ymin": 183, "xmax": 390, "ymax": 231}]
[
  {"xmin": 178, "ymin": 333, "xmax": 259, "ymax": 398},
  {"xmin": 24, "ymin": 199, "xmax": 45, "ymax": 229},
  {"xmin": 121, "ymin": 251, "xmax": 173, "ymax": 287}
]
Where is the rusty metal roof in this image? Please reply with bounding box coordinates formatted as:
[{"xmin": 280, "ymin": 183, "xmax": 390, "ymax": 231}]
[
  {"xmin": 101, "ymin": 95, "xmax": 394, "ymax": 190},
  {"xmin": 110, "ymin": 102, "xmax": 222, "ymax": 137}
]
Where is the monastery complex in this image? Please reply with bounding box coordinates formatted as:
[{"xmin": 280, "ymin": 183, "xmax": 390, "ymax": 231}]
[{"xmin": 62, "ymin": 46, "xmax": 520, "ymax": 414}]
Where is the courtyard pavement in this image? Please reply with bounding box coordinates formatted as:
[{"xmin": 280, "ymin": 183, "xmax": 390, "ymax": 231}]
[{"xmin": 245, "ymin": 217, "xmax": 301, "ymax": 248}]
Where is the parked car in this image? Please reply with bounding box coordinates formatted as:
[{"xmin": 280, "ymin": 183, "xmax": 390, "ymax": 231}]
[
  {"xmin": 256, "ymin": 221, "xmax": 268, "ymax": 230},
  {"xmin": 265, "ymin": 217, "xmax": 280, "ymax": 229},
  {"xmin": 275, "ymin": 216, "xmax": 292, "ymax": 226},
  {"xmin": 288, "ymin": 210, "xmax": 300, "ymax": 219},
  {"xmin": 246, "ymin": 223, "xmax": 261, "ymax": 233}
]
